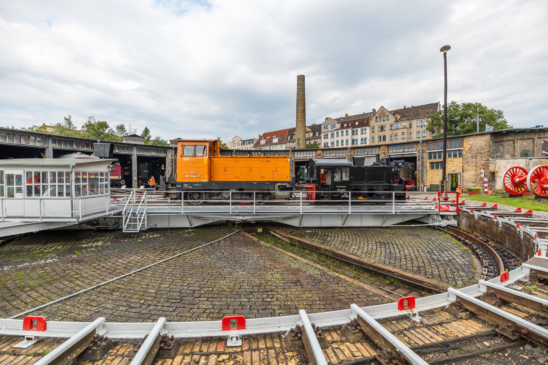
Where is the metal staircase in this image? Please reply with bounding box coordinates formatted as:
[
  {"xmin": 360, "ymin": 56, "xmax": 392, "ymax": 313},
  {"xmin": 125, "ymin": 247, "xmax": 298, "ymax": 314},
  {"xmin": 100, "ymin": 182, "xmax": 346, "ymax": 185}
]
[{"xmin": 123, "ymin": 191, "xmax": 148, "ymax": 233}]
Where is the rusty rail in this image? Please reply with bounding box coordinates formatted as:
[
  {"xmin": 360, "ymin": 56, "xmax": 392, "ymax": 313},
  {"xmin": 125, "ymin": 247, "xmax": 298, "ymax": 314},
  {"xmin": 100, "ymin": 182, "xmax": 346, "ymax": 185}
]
[{"xmin": 445, "ymin": 226, "xmax": 505, "ymax": 278}]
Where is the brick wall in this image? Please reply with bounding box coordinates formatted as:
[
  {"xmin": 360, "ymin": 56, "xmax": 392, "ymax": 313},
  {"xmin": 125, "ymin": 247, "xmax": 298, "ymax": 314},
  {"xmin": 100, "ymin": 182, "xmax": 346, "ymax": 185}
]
[
  {"xmin": 457, "ymin": 212, "xmax": 535, "ymax": 262},
  {"xmin": 492, "ymin": 130, "xmax": 548, "ymax": 159},
  {"xmin": 418, "ymin": 142, "xmax": 428, "ymax": 190},
  {"xmin": 462, "ymin": 134, "xmax": 491, "ymax": 189}
]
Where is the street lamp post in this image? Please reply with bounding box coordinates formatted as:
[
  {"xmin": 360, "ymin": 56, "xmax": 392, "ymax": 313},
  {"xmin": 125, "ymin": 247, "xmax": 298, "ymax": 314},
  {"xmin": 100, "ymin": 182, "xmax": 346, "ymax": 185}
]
[{"xmin": 440, "ymin": 45, "xmax": 451, "ymax": 193}]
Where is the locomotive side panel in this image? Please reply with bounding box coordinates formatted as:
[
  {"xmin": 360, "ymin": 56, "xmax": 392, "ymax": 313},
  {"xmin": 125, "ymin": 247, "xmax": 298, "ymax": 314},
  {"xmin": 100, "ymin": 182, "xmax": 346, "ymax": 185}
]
[
  {"xmin": 176, "ymin": 151, "xmax": 210, "ymax": 182},
  {"xmin": 210, "ymin": 157, "xmax": 290, "ymax": 182}
]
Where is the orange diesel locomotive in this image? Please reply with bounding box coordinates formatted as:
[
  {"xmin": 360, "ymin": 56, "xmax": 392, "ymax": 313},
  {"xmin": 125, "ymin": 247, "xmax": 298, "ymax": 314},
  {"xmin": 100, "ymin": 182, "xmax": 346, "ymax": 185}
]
[{"xmin": 176, "ymin": 139, "xmax": 293, "ymax": 200}]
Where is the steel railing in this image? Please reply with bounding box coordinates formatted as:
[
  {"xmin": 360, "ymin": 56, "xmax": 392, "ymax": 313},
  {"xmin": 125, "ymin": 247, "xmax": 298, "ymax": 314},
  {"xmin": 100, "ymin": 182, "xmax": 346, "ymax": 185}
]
[
  {"xmin": 122, "ymin": 191, "xmax": 147, "ymax": 233},
  {"xmin": 109, "ymin": 189, "xmax": 451, "ymax": 216},
  {"xmin": 0, "ymin": 194, "xmax": 112, "ymax": 221}
]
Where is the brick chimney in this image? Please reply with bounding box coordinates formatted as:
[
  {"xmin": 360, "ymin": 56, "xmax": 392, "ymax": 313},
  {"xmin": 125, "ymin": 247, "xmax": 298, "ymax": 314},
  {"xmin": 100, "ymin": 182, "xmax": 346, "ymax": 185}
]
[
  {"xmin": 372, "ymin": 109, "xmax": 376, "ymax": 113},
  {"xmin": 295, "ymin": 75, "xmax": 306, "ymax": 148},
  {"xmin": 345, "ymin": 114, "xmax": 348, "ymax": 117}
]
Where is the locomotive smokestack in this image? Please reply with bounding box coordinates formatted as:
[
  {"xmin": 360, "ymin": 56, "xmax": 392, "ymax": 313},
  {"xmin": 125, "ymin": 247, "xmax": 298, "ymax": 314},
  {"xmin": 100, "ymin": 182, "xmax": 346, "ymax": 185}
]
[{"xmin": 296, "ymin": 75, "xmax": 306, "ymax": 149}]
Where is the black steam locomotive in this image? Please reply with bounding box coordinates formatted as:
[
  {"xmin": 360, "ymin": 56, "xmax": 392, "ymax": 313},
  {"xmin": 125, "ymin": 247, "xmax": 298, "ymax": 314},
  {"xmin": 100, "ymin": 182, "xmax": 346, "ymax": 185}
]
[{"xmin": 301, "ymin": 159, "xmax": 406, "ymax": 202}]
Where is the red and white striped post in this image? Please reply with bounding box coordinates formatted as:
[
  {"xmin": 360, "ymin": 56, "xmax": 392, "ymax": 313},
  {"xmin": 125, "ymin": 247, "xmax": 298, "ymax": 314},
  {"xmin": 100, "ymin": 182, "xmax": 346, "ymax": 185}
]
[{"xmin": 481, "ymin": 167, "xmax": 488, "ymax": 194}]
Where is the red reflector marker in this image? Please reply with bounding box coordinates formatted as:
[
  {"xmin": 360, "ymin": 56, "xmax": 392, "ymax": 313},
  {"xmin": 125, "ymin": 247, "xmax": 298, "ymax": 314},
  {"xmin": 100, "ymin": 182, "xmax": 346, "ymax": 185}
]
[
  {"xmin": 500, "ymin": 271, "xmax": 509, "ymax": 283},
  {"xmin": 398, "ymin": 297, "xmax": 416, "ymax": 311},
  {"xmin": 22, "ymin": 316, "xmax": 47, "ymax": 332},
  {"xmin": 222, "ymin": 316, "xmax": 246, "ymax": 331}
]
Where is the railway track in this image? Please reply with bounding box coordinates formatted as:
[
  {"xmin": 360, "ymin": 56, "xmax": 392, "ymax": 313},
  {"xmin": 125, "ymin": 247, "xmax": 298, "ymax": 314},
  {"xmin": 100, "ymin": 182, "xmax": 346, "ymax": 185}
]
[
  {"xmin": 442, "ymin": 226, "xmax": 520, "ymax": 280},
  {"xmin": 1, "ymin": 279, "xmax": 547, "ymax": 365},
  {"xmin": 266, "ymin": 228, "xmax": 449, "ymax": 294}
]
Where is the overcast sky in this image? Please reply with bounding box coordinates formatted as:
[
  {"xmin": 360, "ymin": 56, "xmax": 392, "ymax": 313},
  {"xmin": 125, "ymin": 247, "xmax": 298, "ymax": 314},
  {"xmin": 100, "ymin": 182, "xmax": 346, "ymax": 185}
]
[{"xmin": 1, "ymin": 0, "xmax": 547, "ymax": 142}]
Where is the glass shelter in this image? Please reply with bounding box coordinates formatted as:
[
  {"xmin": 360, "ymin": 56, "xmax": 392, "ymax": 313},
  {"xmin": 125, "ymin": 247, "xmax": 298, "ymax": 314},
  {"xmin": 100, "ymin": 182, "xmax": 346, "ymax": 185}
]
[{"xmin": 0, "ymin": 158, "xmax": 114, "ymax": 219}]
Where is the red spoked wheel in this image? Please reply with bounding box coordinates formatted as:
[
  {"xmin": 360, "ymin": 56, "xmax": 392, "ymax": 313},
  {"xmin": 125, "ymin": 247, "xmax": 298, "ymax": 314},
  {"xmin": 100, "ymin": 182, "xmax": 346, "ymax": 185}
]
[
  {"xmin": 528, "ymin": 165, "xmax": 548, "ymax": 197},
  {"xmin": 503, "ymin": 166, "xmax": 528, "ymax": 195}
]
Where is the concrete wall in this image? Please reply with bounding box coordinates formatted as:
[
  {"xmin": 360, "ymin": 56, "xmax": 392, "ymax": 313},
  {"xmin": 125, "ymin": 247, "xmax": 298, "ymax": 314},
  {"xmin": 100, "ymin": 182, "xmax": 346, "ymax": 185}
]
[{"xmin": 457, "ymin": 211, "xmax": 534, "ymax": 262}]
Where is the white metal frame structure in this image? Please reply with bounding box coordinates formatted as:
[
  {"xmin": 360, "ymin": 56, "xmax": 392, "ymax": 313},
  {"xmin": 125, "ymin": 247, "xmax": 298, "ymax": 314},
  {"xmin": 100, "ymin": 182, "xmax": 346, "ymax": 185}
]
[
  {"xmin": 0, "ymin": 158, "xmax": 116, "ymax": 237},
  {"xmin": 114, "ymin": 190, "xmax": 458, "ymax": 229}
]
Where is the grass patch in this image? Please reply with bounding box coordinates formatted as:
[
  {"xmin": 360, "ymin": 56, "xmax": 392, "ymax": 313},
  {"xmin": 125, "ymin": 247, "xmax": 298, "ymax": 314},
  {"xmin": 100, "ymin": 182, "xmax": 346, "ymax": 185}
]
[{"xmin": 466, "ymin": 193, "xmax": 548, "ymax": 212}]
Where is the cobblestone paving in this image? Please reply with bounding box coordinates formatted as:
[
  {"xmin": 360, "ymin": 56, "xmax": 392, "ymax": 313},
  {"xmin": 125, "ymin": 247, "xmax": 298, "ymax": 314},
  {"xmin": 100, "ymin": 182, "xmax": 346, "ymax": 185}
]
[
  {"xmin": 280, "ymin": 227, "xmax": 477, "ymax": 288},
  {"xmin": 0, "ymin": 227, "xmax": 382, "ymax": 322},
  {"xmin": 0, "ymin": 227, "xmax": 231, "ymax": 318}
]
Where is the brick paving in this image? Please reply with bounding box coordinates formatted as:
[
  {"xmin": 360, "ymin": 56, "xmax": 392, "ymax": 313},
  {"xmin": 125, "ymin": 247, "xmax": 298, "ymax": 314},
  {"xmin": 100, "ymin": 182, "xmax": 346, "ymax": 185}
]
[
  {"xmin": 0, "ymin": 227, "xmax": 232, "ymax": 318},
  {"xmin": 0, "ymin": 227, "xmax": 384, "ymax": 322},
  {"xmin": 280, "ymin": 226, "xmax": 478, "ymax": 288}
]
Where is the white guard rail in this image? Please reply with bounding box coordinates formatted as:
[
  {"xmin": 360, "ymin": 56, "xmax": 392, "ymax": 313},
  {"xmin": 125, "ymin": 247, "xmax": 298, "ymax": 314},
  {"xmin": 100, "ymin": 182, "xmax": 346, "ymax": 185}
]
[
  {"xmin": 130, "ymin": 318, "xmax": 166, "ymax": 365},
  {"xmin": 0, "ymin": 194, "xmax": 111, "ymax": 221},
  {"xmin": 351, "ymin": 304, "xmax": 427, "ymax": 365},
  {"xmin": 0, "ymin": 265, "xmax": 530, "ymax": 339},
  {"xmin": 34, "ymin": 317, "xmax": 105, "ymax": 365},
  {"xmin": 299, "ymin": 310, "xmax": 328, "ymax": 365},
  {"xmin": 110, "ymin": 189, "xmax": 453, "ymax": 216}
]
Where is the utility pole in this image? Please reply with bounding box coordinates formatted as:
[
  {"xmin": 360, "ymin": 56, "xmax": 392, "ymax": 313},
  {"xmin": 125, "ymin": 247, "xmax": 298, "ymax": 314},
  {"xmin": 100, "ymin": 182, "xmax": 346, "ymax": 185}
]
[
  {"xmin": 440, "ymin": 45, "xmax": 451, "ymax": 193},
  {"xmin": 477, "ymin": 106, "xmax": 479, "ymax": 133}
]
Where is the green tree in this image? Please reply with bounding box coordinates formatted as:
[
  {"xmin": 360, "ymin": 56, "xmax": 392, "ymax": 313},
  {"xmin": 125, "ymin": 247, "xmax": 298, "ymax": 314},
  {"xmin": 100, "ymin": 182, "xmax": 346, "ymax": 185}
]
[
  {"xmin": 62, "ymin": 115, "xmax": 77, "ymax": 130},
  {"xmin": 150, "ymin": 136, "xmax": 169, "ymax": 146},
  {"xmin": 306, "ymin": 142, "xmax": 319, "ymax": 149},
  {"xmin": 115, "ymin": 124, "xmax": 127, "ymax": 137},
  {"xmin": 427, "ymin": 102, "xmax": 512, "ymax": 137},
  {"xmin": 141, "ymin": 127, "xmax": 151, "ymax": 144},
  {"xmin": 217, "ymin": 137, "xmax": 228, "ymax": 149},
  {"xmin": 82, "ymin": 117, "xmax": 121, "ymax": 141},
  {"xmin": 50, "ymin": 115, "xmax": 82, "ymax": 137}
]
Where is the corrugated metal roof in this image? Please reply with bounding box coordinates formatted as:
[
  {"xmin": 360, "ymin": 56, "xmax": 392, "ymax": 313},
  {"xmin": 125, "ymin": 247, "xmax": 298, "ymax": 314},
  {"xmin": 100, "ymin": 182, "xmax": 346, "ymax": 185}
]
[
  {"xmin": 310, "ymin": 158, "xmax": 352, "ymax": 166},
  {"xmin": 0, "ymin": 158, "xmax": 115, "ymax": 168}
]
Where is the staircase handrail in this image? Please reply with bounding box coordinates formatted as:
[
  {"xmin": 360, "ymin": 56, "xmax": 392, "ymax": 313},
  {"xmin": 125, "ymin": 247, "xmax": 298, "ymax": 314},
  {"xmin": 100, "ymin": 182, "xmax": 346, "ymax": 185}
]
[
  {"xmin": 136, "ymin": 191, "xmax": 147, "ymax": 231},
  {"xmin": 122, "ymin": 190, "xmax": 135, "ymax": 231}
]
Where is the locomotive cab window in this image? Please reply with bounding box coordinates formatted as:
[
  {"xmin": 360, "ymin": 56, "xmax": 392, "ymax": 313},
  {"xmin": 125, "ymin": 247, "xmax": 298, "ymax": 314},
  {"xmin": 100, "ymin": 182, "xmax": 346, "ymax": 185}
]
[
  {"xmin": 183, "ymin": 146, "xmax": 195, "ymax": 157},
  {"xmin": 334, "ymin": 167, "xmax": 341, "ymax": 182},
  {"xmin": 196, "ymin": 146, "xmax": 207, "ymax": 157},
  {"xmin": 342, "ymin": 167, "xmax": 350, "ymax": 181}
]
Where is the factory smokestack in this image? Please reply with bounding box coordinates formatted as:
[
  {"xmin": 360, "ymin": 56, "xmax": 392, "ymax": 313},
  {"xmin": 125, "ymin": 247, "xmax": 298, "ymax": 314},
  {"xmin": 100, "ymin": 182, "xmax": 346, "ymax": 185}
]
[{"xmin": 295, "ymin": 75, "xmax": 306, "ymax": 149}]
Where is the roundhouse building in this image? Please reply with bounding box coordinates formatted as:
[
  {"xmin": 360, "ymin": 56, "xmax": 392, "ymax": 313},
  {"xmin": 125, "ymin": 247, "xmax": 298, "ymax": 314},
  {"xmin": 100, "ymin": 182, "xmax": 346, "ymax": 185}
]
[{"xmin": 0, "ymin": 127, "xmax": 172, "ymax": 189}]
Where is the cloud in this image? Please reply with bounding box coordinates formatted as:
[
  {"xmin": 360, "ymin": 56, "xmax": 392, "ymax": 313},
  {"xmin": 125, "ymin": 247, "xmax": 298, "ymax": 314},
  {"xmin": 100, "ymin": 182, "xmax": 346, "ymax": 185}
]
[{"xmin": 0, "ymin": 0, "xmax": 546, "ymax": 141}]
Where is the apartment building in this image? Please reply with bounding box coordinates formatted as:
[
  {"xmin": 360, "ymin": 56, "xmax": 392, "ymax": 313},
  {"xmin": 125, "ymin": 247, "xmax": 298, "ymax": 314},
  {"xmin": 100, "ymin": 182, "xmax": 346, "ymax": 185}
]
[
  {"xmin": 254, "ymin": 128, "xmax": 291, "ymax": 150},
  {"xmin": 369, "ymin": 103, "xmax": 440, "ymax": 145},
  {"xmin": 321, "ymin": 112, "xmax": 371, "ymax": 148},
  {"xmin": 227, "ymin": 136, "xmax": 257, "ymax": 150},
  {"xmin": 285, "ymin": 124, "xmax": 322, "ymax": 149}
]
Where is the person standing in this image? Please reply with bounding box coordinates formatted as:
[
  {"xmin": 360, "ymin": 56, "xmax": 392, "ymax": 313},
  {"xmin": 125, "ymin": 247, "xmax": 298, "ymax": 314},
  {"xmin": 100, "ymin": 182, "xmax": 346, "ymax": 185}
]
[{"xmin": 148, "ymin": 176, "xmax": 156, "ymax": 191}]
